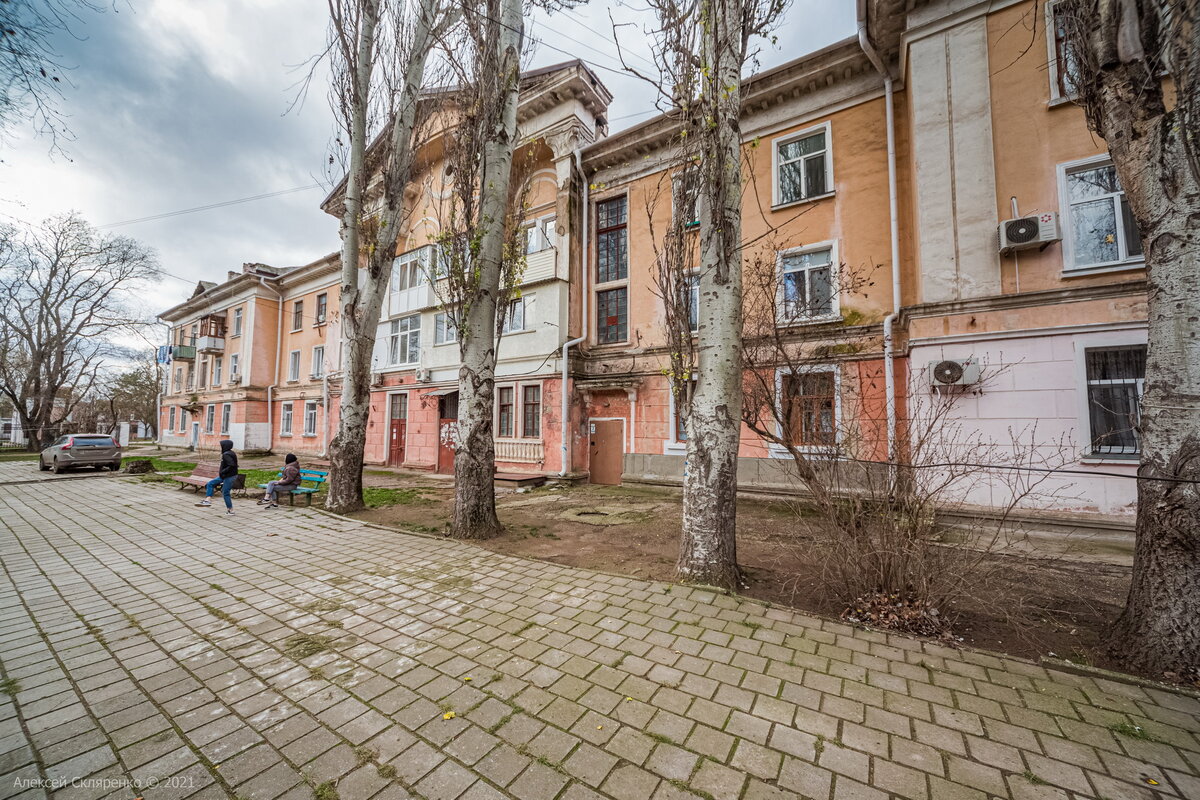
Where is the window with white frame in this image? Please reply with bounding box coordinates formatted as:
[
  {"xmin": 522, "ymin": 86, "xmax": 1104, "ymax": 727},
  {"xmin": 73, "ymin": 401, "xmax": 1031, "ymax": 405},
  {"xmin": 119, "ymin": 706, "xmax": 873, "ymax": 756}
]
[
  {"xmin": 315, "ymin": 293, "xmax": 328, "ymax": 325},
  {"xmin": 501, "ymin": 297, "xmax": 526, "ymax": 334},
  {"xmin": 292, "ymin": 301, "xmax": 304, "ymax": 332},
  {"xmin": 682, "ymin": 273, "xmax": 700, "ymax": 332},
  {"xmin": 213, "ymin": 357, "xmax": 223, "ymax": 386},
  {"xmin": 778, "ymin": 368, "xmax": 837, "ymax": 448},
  {"xmin": 779, "ymin": 245, "xmax": 836, "ymax": 322},
  {"xmin": 197, "ymin": 357, "xmax": 207, "ymax": 389},
  {"xmin": 312, "ymin": 346, "xmax": 325, "ymax": 378},
  {"xmin": 673, "ymin": 167, "xmax": 701, "ymax": 229},
  {"xmin": 204, "ymin": 404, "xmax": 215, "ymax": 434},
  {"xmin": 435, "ymin": 311, "xmax": 458, "ymax": 344},
  {"xmin": 180, "ymin": 409, "xmax": 188, "ymax": 432},
  {"xmin": 280, "ymin": 402, "xmax": 293, "ymax": 435},
  {"xmin": 304, "ymin": 401, "xmax": 318, "ymax": 436},
  {"xmin": 1047, "ymin": 1, "xmax": 1078, "ymax": 100},
  {"xmin": 232, "ymin": 307, "xmax": 243, "ymax": 337},
  {"xmin": 174, "ymin": 367, "xmax": 182, "ymax": 392},
  {"xmin": 525, "ymin": 216, "xmax": 556, "ymax": 254},
  {"xmin": 391, "ymin": 246, "xmax": 435, "ymax": 295},
  {"xmin": 389, "ymin": 315, "xmax": 421, "ymax": 365},
  {"xmin": 668, "ymin": 378, "xmax": 697, "ymax": 449},
  {"xmin": 168, "ymin": 406, "xmax": 176, "ymax": 431},
  {"xmin": 229, "ymin": 353, "xmax": 239, "ymax": 381},
  {"xmin": 288, "ymin": 350, "xmax": 301, "ymax": 381},
  {"xmin": 220, "ymin": 403, "xmax": 231, "ymax": 435},
  {"xmin": 1086, "ymin": 345, "xmax": 1145, "ymax": 456},
  {"xmin": 1061, "ymin": 158, "xmax": 1143, "ymax": 271},
  {"xmin": 775, "ymin": 125, "xmax": 831, "ymax": 206}
]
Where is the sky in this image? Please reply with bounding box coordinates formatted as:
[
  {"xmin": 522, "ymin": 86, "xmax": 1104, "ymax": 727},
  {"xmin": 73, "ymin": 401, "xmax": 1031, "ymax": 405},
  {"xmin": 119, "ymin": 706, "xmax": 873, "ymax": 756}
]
[{"xmin": 1, "ymin": 0, "xmax": 856, "ymax": 319}]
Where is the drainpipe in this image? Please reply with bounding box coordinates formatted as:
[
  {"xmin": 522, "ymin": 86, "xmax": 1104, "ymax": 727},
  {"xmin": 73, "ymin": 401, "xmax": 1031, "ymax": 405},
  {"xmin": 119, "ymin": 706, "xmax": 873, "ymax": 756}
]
[
  {"xmin": 260, "ymin": 275, "xmax": 285, "ymax": 452},
  {"xmin": 560, "ymin": 148, "xmax": 589, "ymax": 476},
  {"xmin": 321, "ymin": 372, "xmax": 330, "ymax": 457},
  {"xmin": 858, "ymin": 3, "xmax": 901, "ymax": 483}
]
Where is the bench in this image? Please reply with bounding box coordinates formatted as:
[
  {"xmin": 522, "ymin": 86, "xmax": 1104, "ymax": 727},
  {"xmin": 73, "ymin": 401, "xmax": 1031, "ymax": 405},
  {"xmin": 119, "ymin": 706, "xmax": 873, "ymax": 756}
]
[
  {"xmin": 258, "ymin": 469, "xmax": 328, "ymax": 506},
  {"xmin": 171, "ymin": 463, "xmax": 247, "ymax": 494}
]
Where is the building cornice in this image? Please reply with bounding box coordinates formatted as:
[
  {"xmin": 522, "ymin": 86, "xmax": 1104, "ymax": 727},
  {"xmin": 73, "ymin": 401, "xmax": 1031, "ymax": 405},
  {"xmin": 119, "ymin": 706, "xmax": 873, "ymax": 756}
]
[{"xmin": 900, "ymin": 280, "xmax": 1149, "ymax": 324}]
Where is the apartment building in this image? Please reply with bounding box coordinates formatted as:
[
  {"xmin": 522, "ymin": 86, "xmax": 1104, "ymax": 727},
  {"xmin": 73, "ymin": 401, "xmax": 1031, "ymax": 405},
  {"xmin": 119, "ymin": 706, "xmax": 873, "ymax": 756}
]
[
  {"xmin": 158, "ymin": 0, "xmax": 1147, "ymax": 532},
  {"xmin": 158, "ymin": 257, "xmax": 340, "ymax": 456}
]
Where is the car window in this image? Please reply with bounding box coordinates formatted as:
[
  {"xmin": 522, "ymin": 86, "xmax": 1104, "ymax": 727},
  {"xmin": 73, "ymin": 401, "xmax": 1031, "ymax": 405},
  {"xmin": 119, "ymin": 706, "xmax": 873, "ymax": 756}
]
[
  {"xmin": 74, "ymin": 436, "xmax": 116, "ymax": 446},
  {"xmin": 50, "ymin": 436, "xmax": 67, "ymax": 447}
]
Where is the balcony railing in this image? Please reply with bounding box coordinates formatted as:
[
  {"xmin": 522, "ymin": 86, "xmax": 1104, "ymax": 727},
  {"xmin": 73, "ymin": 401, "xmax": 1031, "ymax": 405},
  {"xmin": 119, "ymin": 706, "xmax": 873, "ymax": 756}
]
[
  {"xmin": 524, "ymin": 248, "xmax": 557, "ymax": 283},
  {"xmin": 494, "ymin": 438, "xmax": 544, "ymax": 463},
  {"xmin": 196, "ymin": 335, "xmax": 225, "ymax": 353},
  {"xmin": 171, "ymin": 344, "xmax": 196, "ymax": 361}
]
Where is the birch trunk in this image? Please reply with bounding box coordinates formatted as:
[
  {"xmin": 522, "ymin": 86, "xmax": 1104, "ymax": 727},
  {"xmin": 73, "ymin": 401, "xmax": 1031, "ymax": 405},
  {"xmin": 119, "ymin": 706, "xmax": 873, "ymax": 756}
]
[
  {"xmin": 675, "ymin": 0, "xmax": 743, "ymax": 590},
  {"xmin": 449, "ymin": 0, "xmax": 523, "ymax": 539}
]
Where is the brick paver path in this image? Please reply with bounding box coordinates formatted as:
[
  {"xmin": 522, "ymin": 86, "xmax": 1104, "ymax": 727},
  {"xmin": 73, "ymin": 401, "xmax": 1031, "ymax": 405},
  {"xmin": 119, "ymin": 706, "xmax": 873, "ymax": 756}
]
[{"xmin": 1, "ymin": 480, "xmax": 1198, "ymax": 800}]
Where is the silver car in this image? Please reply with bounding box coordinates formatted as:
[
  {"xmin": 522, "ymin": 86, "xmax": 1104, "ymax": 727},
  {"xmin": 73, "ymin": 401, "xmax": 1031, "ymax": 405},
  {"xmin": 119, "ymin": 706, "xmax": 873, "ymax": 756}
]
[{"xmin": 39, "ymin": 434, "xmax": 123, "ymax": 473}]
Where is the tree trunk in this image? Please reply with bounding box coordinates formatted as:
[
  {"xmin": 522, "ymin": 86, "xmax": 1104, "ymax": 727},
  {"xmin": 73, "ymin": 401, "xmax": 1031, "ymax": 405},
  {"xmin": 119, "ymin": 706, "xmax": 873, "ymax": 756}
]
[
  {"xmin": 448, "ymin": 0, "xmax": 523, "ymax": 540},
  {"xmin": 325, "ymin": 0, "xmax": 380, "ymax": 514},
  {"xmin": 675, "ymin": 0, "xmax": 743, "ymax": 590},
  {"xmin": 1104, "ymin": 108, "xmax": 1200, "ymax": 677}
]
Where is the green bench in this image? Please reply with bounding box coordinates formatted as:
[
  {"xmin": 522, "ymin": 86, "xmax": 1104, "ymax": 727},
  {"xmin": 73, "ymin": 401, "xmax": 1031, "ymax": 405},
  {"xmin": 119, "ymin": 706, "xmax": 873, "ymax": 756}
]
[{"xmin": 258, "ymin": 469, "xmax": 328, "ymax": 506}]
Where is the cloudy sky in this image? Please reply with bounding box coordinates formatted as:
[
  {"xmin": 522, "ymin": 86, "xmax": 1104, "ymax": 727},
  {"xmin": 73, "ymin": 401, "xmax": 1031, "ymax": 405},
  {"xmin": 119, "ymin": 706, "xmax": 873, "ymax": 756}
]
[{"xmin": 2, "ymin": 0, "xmax": 856, "ymax": 316}]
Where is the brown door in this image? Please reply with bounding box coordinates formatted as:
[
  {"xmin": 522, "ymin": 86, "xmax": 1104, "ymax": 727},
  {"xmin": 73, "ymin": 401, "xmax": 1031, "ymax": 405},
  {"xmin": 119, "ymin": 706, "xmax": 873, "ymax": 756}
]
[
  {"xmin": 588, "ymin": 419, "xmax": 624, "ymax": 485},
  {"xmin": 436, "ymin": 392, "xmax": 459, "ymax": 474},
  {"xmin": 388, "ymin": 394, "xmax": 408, "ymax": 466}
]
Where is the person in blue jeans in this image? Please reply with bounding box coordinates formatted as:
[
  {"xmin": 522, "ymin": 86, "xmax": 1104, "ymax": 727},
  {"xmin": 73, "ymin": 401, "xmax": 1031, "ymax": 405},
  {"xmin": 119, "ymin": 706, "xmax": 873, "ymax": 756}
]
[{"xmin": 196, "ymin": 439, "xmax": 239, "ymax": 515}]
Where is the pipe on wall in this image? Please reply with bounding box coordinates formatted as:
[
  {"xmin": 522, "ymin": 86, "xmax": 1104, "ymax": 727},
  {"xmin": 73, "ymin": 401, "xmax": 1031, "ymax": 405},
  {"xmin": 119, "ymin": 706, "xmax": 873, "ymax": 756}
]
[
  {"xmin": 260, "ymin": 275, "xmax": 285, "ymax": 449},
  {"xmin": 560, "ymin": 148, "xmax": 589, "ymax": 476}
]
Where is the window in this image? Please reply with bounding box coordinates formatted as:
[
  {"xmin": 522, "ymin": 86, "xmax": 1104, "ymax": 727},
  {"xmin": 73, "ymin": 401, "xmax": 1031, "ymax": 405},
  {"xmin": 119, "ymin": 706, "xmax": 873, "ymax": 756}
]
[
  {"xmin": 168, "ymin": 406, "xmax": 176, "ymax": 431},
  {"xmin": 597, "ymin": 288, "xmax": 628, "ymax": 344},
  {"xmin": 776, "ymin": 125, "xmax": 830, "ymax": 205},
  {"xmin": 213, "ymin": 357, "xmax": 223, "ymax": 386},
  {"xmin": 667, "ymin": 378, "xmax": 697, "ymax": 450},
  {"xmin": 174, "ymin": 367, "xmax": 182, "ymax": 392},
  {"xmin": 292, "ymin": 301, "xmax": 304, "ymax": 331},
  {"xmin": 501, "ymin": 298, "xmax": 525, "ymax": 334},
  {"xmin": 682, "ymin": 273, "xmax": 700, "ymax": 332},
  {"xmin": 780, "ymin": 369, "xmax": 837, "ymax": 447},
  {"xmin": 525, "ymin": 216, "xmax": 556, "ymax": 254},
  {"xmin": 288, "ymin": 350, "xmax": 301, "ymax": 382},
  {"xmin": 673, "ymin": 167, "xmax": 701, "ymax": 229},
  {"xmin": 1048, "ymin": 1, "xmax": 1078, "ymax": 99},
  {"xmin": 522, "ymin": 385, "xmax": 541, "ymax": 438},
  {"xmin": 204, "ymin": 404, "xmax": 215, "ymax": 434},
  {"xmin": 229, "ymin": 354, "xmax": 239, "ymax": 381},
  {"xmin": 1086, "ymin": 346, "xmax": 1145, "ymax": 456},
  {"xmin": 197, "ymin": 358, "xmax": 207, "ymax": 389},
  {"xmin": 280, "ymin": 402, "xmax": 293, "ymax": 435},
  {"xmin": 1062, "ymin": 159, "xmax": 1143, "ymax": 271},
  {"xmin": 220, "ymin": 404, "xmax": 231, "ymax": 435},
  {"xmin": 311, "ymin": 346, "xmax": 325, "ymax": 378},
  {"xmin": 186, "ymin": 367, "xmax": 194, "ymax": 391},
  {"xmin": 391, "ymin": 246, "xmax": 434, "ymax": 294},
  {"xmin": 596, "ymin": 197, "xmax": 628, "ymax": 283},
  {"xmin": 389, "ymin": 315, "xmax": 421, "ymax": 365},
  {"xmin": 315, "ymin": 293, "xmax": 328, "ymax": 325},
  {"xmin": 779, "ymin": 246, "xmax": 835, "ymax": 322},
  {"xmin": 435, "ymin": 311, "xmax": 458, "ymax": 344},
  {"xmin": 232, "ymin": 308, "xmax": 243, "ymax": 337},
  {"xmin": 497, "ymin": 387, "xmax": 515, "ymax": 437},
  {"xmin": 180, "ymin": 409, "xmax": 188, "ymax": 431},
  {"xmin": 304, "ymin": 401, "xmax": 318, "ymax": 436}
]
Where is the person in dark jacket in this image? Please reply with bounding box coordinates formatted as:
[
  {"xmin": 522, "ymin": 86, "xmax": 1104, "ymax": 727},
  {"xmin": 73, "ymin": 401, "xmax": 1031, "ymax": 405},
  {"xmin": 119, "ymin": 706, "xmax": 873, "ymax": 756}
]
[
  {"xmin": 258, "ymin": 453, "xmax": 301, "ymax": 509},
  {"xmin": 196, "ymin": 439, "xmax": 239, "ymax": 515}
]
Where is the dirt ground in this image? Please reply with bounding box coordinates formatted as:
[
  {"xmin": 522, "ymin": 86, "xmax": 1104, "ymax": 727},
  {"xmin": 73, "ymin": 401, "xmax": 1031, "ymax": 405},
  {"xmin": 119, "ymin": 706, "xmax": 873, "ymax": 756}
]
[{"xmin": 335, "ymin": 465, "xmax": 1135, "ymax": 671}]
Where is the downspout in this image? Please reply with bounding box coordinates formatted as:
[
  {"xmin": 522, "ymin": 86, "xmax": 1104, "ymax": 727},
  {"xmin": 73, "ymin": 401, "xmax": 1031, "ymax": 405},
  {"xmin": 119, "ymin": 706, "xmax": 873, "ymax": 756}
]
[
  {"xmin": 321, "ymin": 373, "xmax": 330, "ymax": 457},
  {"xmin": 260, "ymin": 275, "xmax": 285, "ymax": 451},
  {"xmin": 560, "ymin": 148, "xmax": 589, "ymax": 476},
  {"xmin": 858, "ymin": 3, "xmax": 901, "ymax": 482}
]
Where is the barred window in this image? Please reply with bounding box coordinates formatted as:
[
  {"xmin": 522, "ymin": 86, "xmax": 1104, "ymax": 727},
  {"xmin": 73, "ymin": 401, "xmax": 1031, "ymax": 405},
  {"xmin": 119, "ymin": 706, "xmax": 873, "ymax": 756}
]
[{"xmin": 1086, "ymin": 346, "xmax": 1146, "ymax": 456}]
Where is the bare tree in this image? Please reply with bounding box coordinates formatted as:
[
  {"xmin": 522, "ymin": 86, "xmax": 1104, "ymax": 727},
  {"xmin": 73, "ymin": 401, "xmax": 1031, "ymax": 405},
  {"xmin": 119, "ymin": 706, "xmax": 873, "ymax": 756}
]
[
  {"xmin": 322, "ymin": 0, "xmax": 455, "ymax": 514},
  {"xmin": 0, "ymin": 0, "xmax": 106, "ymax": 152},
  {"xmin": 1059, "ymin": 0, "xmax": 1200, "ymax": 679},
  {"xmin": 429, "ymin": 0, "xmax": 528, "ymax": 540},
  {"xmin": 624, "ymin": 0, "xmax": 789, "ymax": 589},
  {"xmin": 0, "ymin": 213, "xmax": 158, "ymax": 450}
]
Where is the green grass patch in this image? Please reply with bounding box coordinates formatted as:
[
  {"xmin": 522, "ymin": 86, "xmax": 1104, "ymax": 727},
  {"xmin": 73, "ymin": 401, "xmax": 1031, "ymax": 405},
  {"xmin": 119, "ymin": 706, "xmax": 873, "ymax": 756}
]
[
  {"xmin": 283, "ymin": 633, "xmax": 336, "ymax": 660},
  {"xmin": 1023, "ymin": 770, "xmax": 1048, "ymax": 786},
  {"xmin": 122, "ymin": 456, "xmax": 197, "ymax": 472},
  {"xmin": 361, "ymin": 487, "xmax": 426, "ymax": 508},
  {"xmin": 0, "ymin": 677, "xmax": 20, "ymax": 696},
  {"xmin": 1109, "ymin": 721, "xmax": 1161, "ymax": 742},
  {"xmin": 0, "ymin": 452, "xmax": 39, "ymax": 461}
]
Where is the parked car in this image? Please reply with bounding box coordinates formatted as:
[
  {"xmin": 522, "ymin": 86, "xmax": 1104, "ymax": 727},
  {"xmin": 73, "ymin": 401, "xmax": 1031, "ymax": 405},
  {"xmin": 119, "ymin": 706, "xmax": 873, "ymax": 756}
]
[{"xmin": 39, "ymin": 434, "xmax": 123, "ymax": 474}]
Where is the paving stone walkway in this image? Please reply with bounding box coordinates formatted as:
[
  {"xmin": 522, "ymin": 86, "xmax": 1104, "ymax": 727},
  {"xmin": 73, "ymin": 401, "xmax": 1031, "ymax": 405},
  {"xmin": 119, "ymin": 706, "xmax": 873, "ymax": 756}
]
[{"xmin": 1, "ymin": 479, "xmax": 1197, "ymax": 800}]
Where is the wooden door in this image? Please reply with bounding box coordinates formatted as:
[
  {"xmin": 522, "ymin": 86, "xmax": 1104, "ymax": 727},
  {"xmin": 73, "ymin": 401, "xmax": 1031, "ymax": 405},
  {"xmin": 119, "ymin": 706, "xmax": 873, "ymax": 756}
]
[
  {"xmin": 436, "ymin": 392, "xmax": 459, "ymax": 474},
  {"xmin": 388, "ymin": 394, "xmax": 407, "ymax": 466},
  {"xmin": 588, "ymin": 420, "xmax": 624, "ymax": 485}
]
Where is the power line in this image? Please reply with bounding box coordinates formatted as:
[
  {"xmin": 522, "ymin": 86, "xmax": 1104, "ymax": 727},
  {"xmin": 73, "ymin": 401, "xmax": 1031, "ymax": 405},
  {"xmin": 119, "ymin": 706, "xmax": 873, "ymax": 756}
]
[{"xmin": 99, "ymin": 184, "xmax": 323, "ymax": 229}]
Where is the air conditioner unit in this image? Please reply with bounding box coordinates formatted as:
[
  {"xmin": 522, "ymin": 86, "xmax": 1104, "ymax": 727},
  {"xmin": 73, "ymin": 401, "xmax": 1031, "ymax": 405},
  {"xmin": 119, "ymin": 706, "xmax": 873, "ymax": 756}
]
[
  {"xmin": 415, "ymin": 368, "xmax": 432, "ymax": 382},
  {"xmin": 228, "ymin": 373, "xmax": 241, "ymax": 385},
  {"xmin": 928, "ymin": 359, "xmax": 981, "ymax": 387},
  {"xmin": 999, "ymin": 213, "xmax": 1060, "ymax": 254}
]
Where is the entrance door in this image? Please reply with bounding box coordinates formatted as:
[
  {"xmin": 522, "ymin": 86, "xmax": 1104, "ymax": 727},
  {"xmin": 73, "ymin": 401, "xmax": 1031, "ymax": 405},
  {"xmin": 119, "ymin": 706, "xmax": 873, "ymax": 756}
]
[
  {"xmin": 436, "ymin": 392, "xmax": 459, "ymax": 474},
  {"xmin": 388, "ymin": 394, "xmax": 408, "ymax": 466},
  {"xmin": 588, "ymin": 419, "xmax": 624, "ymax": 485},
  {"xmin": 190, "ymin": 421, "xmax": 200, "ymax": 450}
]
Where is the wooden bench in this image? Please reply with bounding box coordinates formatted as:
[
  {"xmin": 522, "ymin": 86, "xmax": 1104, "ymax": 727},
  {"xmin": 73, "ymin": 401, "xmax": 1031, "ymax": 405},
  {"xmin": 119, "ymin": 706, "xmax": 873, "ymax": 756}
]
[
  {"xmin": 171, "ymin": 463, "xmax": 247, "ymax": 494},
  {"xmin": 258, "ymin": 469, "xmax": 328, "ymax": 506}
]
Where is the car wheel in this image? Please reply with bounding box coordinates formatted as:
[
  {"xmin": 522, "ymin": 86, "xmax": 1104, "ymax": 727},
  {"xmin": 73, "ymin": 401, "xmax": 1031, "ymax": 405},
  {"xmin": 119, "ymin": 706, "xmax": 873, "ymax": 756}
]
[
  {"xmin": 51, "ymin": 458, "xmax": 63, "ymax": 474},
  {"xmin": 111, "ymin": 462, "xmax": 123, "ymax": 472},
  {"xmin": 38, "ymin": 457, "xmax": 49, "ymax": 471}
]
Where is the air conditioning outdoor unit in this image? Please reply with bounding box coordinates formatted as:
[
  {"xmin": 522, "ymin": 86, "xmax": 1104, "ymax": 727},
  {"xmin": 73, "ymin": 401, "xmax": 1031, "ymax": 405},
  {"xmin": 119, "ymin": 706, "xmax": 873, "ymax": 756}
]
[
  {"xmin": 998, "ymin": 213, "xmax": 1061, "ymax": 254},
  {"xmin": 228, "ymin": 373, "xmax": 242, "ymax": 385},
  {"xmin": 928, "ymin": 359, "xmax": 981, "ymax": 388},
  {"xmin": 415, "ymin": 368, "xmax": 432, "ymax": 382}
]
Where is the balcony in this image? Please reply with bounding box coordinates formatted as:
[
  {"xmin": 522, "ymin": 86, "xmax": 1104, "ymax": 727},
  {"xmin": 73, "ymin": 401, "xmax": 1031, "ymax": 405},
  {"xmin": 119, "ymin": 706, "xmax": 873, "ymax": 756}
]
[
  {"xmin": 171, "ymin": 344, "xmax": 196, "ymax": 361},
  {"xmin": 494, "ymin": 438, "xmax": 544, "ymax": 463},
  {"xmin": 196, "ymin": 335, "xmax": 225, "ymax": 353},
  {"xmin": 524, "ymin": 248, "xmax": 557, "ymax": 284},
  {"xmin": 389, "ymin": 283, "xmax": 437, "ymax": 316}
]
